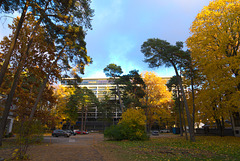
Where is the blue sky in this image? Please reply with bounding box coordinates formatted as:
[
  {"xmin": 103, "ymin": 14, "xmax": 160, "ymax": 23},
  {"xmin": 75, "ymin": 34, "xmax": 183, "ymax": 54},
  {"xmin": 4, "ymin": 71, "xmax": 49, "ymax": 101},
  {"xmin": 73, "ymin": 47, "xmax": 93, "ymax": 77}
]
[
  {"xmin": 83, "ymin": 0, "xmax": 211, "ymax": 78},
  {"xmin": 0, "ymin": 0, "xmax": 211, "ymax": 78}
]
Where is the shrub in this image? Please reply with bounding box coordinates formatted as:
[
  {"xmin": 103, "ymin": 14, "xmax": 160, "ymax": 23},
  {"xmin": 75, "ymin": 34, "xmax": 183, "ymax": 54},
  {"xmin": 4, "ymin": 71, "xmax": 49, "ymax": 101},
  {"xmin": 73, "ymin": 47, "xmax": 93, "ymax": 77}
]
[
  {"xmin": 12, "ymin": 120, "xmax": 44, "ymax": 160},
  {"xmin": 104, "ymin": 124, "xmax": 126, "ymax": 141},
  {"xmin": 4, "ymin": 132, "xmax": 14, "ymax": 138},
  {"xmin": 104, "ymin": 108, "xmax": 149, "ymax": 141}
]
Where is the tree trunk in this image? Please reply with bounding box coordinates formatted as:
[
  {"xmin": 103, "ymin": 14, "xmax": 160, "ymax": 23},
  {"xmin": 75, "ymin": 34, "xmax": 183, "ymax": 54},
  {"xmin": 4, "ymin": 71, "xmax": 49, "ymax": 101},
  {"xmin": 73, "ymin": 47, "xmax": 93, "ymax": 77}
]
[
  {"xmin": 0, "ymin": 3, "xmax": 48, "ymax": 146},
  {"xmin": 113, "ymin": 77, "xmax": 117, "ymax": 125},
  {"xmin": 221, "ymin": 117, "xmax": 225, "ymax": 137},
  {"xmin": 191, "ymin": 78, "xmax": 196, "ymax": 132},
  {"xmin": 177, "ymin": 86, "xmax": 183, "ymax": 136},
  {"xmin": 29, "ymin": 47, "xmax": 64, "ymax": 120},
  {"xmin": 216, "ymin": 119, "xmax": 221, "ymax": 136},
  {"xmin": 116, "ymin": 83, "xmax": 123, "ymax": 112},
  {"xmin": 145, "ymin": 88, "xmax": 149, "ymax": 133},
  {"xmin": 0, "ymin": 48, "xmax": 30, "ymax": 146},
  {"xmin": 230, "ymin": 112, "xmax": 236, "ymax": 136},
  {"xmin": 172, "ymin": 63, "xmax": 195, "ymax": 142},
  {"xmin": 0, "ymin": 0, "xmax": 29, "ymax": 87},
  {"xmin": 215, "ymin": 117, "xmax": 224, "ymax": 137},
  {"xmin": 81, "ymin": 106, "xmax": 84, "ymax": 134},
  {"xmin": 181, "ymin": 97, "xmax": 188, "ymax": 140},
  {"xmin": 29, "ymin": 76, "xmax": 49, "ymax": 120},
  {"xmin": 84, "ymin": 106, "xmax": 88, "ymax": 131}
]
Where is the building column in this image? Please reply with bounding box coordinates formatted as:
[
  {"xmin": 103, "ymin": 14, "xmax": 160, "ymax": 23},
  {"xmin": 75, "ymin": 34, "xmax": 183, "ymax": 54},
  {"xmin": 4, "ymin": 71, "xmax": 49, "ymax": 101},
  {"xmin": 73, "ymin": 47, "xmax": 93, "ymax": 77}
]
[{"xmin": 6, "ymin": 117, "xmax": 14, "ymax": 134}]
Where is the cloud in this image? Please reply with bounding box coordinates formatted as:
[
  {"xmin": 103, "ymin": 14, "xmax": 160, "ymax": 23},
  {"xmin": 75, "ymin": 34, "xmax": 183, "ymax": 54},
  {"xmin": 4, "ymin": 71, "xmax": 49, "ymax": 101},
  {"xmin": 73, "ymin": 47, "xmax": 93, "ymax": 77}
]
[
  {"xmin": 85, "ymin": 69, "xmax": 107, "ymax": 78},
  {"xmin": 92, "ymin": 0, "xmax": 124, "ymax": 28},
  {"xmin": 84, "ymin": 0, "xmax": 212, "ymax": 78},
  {"xmin": 0, "ymin": 15, "xmax": 14, "ymax": 40}
]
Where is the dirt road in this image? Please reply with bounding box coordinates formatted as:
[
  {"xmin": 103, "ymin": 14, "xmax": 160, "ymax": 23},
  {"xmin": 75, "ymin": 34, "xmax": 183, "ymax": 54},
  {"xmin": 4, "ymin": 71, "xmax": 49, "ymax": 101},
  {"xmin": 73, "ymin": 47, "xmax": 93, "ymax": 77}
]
[
  {"xmin": 1, "ymin": 133, "xmax": 110, "ymax": 161},
  {"xmin": 30, "ymin": 133, "xmax": 105, "ymax": 161}
]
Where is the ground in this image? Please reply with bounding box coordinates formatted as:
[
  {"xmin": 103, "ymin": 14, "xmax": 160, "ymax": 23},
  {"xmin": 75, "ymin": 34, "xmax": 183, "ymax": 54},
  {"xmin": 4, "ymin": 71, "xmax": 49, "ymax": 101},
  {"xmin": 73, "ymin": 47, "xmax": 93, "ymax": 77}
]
[
  {"xmin": 0, "ymin": 133, "xmax": 117, "ymax": 161},
  {"xmin": 0, "ymin": 133, "xmax": 189, "ymax": 161}
]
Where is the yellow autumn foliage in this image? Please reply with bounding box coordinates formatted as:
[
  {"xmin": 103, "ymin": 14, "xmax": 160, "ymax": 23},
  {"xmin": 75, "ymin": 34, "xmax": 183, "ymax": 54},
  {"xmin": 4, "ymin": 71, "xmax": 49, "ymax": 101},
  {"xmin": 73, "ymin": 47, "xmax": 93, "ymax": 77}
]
[
  {"xmin": 119, "ymin": 108, "xmax": 146, "ymax": 127},
  {"xmin": 187, "ymin": 0, "xmax": 240, "ymax": 121},
  {"xmin": 53, "ymin": 85, "xmax": 75, "ymax": 128},
  {"xmin": 141, "ymin": 71, "xmax": 173, "ymax": 129}
]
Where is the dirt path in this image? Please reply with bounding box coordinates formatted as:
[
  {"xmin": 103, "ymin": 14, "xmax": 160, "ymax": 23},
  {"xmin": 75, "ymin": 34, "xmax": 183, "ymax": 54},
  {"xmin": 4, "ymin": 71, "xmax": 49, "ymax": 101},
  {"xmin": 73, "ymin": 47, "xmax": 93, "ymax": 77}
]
[
  {"xmin": 1, "ymin": 133, "xmax": 178, "ymax": 160},
  {"xmin": 28, "ymin": 144, "xmax": 103, "ymax": 161},
  {"xmin": 29, "ymin": 133, "xmax": 106, "ymax": 161},
  {"xmin": 0, "ymin": 133, "xmax": 114, "ymax": 161}
]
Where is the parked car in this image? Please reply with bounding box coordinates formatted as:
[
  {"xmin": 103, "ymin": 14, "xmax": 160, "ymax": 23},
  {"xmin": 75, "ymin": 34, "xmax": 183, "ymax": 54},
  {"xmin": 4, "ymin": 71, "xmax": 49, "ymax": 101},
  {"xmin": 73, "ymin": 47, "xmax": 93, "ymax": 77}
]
[
  {"xmin": 74, "ymin": 130, "xmax": 89, "ymax": 134},
  {"xmin": 152, "ymin": 130, "xmax": 159, "ymax": 136},
  {"xmin": 52, "ymin": 130, "xmax": 71, "ymax": 137},
  {"xmin": 160, "ymin": 129, "xmax": 170, "ymax": 133},
  {"xmin": 64, "ymin": 130, "xmax": 76, "ymax": 136}
]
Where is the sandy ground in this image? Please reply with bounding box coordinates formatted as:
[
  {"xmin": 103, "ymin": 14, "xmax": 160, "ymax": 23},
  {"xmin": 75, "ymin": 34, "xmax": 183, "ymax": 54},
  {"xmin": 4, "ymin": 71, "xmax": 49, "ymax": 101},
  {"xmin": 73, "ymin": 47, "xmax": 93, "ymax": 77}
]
[
  {"xmin": 0, "ymin": 133, "xmax": 116, "ymax": 161},
  {"xmin": 0, "ymin": 133, "xmax": 178, "ymax": 161}
]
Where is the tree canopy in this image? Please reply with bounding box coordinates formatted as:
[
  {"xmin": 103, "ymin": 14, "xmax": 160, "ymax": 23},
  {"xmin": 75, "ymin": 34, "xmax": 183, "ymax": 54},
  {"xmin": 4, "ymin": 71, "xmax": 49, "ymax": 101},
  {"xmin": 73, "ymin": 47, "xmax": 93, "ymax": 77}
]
[
  {"xmin": 103, "ymin": 63, "xmax": 123, "ymax": 111},
  {"xmin": 117, "ymin": 70, "xmax": 145, "ymax": 109},
  {"xmin": 141, "ymin": 71, "xmax": 172, "ymax": 131},
  {"xmin": 0, "ymin": 0, "xmax": 94, "ymax": 85},
  {"xmin": 0, "ymin": 0, "xmax": 94, "ymax": 146},
  {"xmin": 65, "ymin": 87, "xmax": 99, "ymax": 122},
  {"xmin": 103, "ymin": 63, "xmax": 123, "ymax": 78},
  {"xmin": 141, "ymin": 38, "xmax": 195, "ymax": 141},
  {"xmin": 186, "ymin": 0, "xmax": 240, "ymax": 136}
]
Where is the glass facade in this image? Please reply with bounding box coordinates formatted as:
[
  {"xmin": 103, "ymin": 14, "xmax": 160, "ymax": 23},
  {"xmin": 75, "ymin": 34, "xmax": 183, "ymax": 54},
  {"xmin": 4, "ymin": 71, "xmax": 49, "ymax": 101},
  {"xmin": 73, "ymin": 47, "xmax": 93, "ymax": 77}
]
[
  {"xmin": 61, "ymin": 78, "xmax": 117, "ymax": 101},
  {"xmin": 61, "ymin": 78, "xmax": 114, "ymax": 86}
]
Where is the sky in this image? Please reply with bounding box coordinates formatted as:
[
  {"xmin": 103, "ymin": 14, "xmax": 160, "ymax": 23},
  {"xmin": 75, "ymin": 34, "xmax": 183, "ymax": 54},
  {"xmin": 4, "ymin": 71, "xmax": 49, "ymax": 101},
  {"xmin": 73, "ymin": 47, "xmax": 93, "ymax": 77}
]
[
  {"xmin": 83, "ymin": 0, "xmax": 211, "ymax": 78},
  {"xmin": 0, "ymin": 0, "xmax": 212, "ymax": 78}
]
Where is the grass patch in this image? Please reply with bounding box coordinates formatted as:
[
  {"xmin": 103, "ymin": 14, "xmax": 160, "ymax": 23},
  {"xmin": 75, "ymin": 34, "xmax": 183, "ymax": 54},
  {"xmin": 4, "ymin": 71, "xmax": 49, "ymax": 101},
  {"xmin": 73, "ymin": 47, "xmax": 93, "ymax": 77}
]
[
  {"xmin": 0, "ymin": 138, "xmax": 18, "ymax": 150},
  {"xmin": 0, "ymin": 136, "xmax": 47, "ymax": 160},
  {"xmin": 96, "ymin": 135, "xmax": 240, "ymax": 161}
]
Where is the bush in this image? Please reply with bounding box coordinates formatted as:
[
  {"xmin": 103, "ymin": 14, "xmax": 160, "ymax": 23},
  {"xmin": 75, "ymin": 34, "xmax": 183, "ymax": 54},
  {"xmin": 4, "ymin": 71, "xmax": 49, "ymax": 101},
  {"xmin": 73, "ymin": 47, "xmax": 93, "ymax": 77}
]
[
  {"xmin": 4, "ymin": 132, "xmax": 14, "ymax": 138},
  {"xmin": 11, "ymin": 120, "xmax": 44, "ymax": 160},
  {"xmin": 14, "ymin": 120, "xmax": 44, "ymax": 144},
  {"xmin": 104, "ymin": 108, "xmax": 149, "ymax": 141},
  {"xmin": 104, "ymin": 124, "xmax": 125, "ymax": 141}
]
